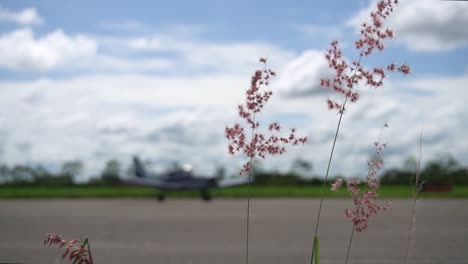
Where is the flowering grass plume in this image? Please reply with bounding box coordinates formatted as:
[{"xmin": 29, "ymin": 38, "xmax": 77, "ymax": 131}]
[
  {"xmin": 44, "ymin": 234, "xmax": 94, "ymax": 264},
  {"xmin": 225, "ymin": 58, "xmax": 307, "ymax": 175},
  {"xmin": 225, "ymin": 58, "xmax": 307, "ymax": 264},
  {"xmin": 331, "ymin": 123, "xmax": 390, "ymax": 264},
  {"xmin": 310, "ymin": 1, "xmax": 410, "ymax": 263},
  {"xmin": 331, "ymin": 123, "xmax": 390, "ymax": 232},
  {"xmin": 320, "ymin": 0, "xmax": 410, "ymax": 113}
]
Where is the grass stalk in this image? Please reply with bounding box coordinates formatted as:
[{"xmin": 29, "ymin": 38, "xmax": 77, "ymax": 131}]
[
  {"xmin": 310, "ymin": 54, "xmax": 363, "ymax": 264},
  {"xmin": 245, "ymin": 112, "xmax": 256, "ymax": 264},
  {"xmin": 344, "ymin": 225, "xmax": 356, "ymax": 264},
  {"xmin": 310, "ymin": 99, "xmax": 346, "ymax": 264},
  {"xmin": 404, "ymin": 125, "xmax": 423, "ymax": 264}
]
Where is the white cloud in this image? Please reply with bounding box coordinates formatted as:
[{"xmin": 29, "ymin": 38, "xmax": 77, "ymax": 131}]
[
  {"xmin": 77, "ymin": 55, "xmax": 174, "ymax": 72},
  {"xmin": 0, "ymin": 28, "xmax": 97, "ymax": 71},
  {"xmin": 0, "ymin": 7, "xmax": 43, "ymax": 25},
  {"xmin": 0, "ymin": 73, "xmax": 249, "ymax": 176},
  {"xmin": 128, "ymin": 37, "xmax": 161, "ymax": 50},
  {"xmin": 0, "ymin": 25, "xmax": 296, "ymax": 74},
  {"xmin": 179, "ymin": 42, "xmax": 295, "ymax": 74},
  {"xmin": 1, "ymin": 68, "xmax": 467, "ymax": 179},
  {"xmin": 348, "ymin": 0, "xmax": 468, "ymax": 52},
  {"xmin": 291, "ymin": 23, "xmax": 343, "ymax": 41},
  {"xmin": 0, "ymin": 19, "xmax": 466, "ymax": 179},
  {"xmin": 274, "ymin": 50, "xmax": 331, "ymax": 97},
  {"xmin": 121, "ymin": 34, "xmax": 296, "ymax": 74}
]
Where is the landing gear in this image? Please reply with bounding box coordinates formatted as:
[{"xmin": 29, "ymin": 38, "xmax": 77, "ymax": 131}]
[
  {"xmin": 157, "ymin": 192, "xmax": 166, "ymax": 202},
  {"xmin": 200, "ymin": 189, "xmax": 212, "ymax": 201}
]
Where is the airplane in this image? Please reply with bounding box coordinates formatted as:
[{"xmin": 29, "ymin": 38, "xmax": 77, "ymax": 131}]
[{"xmin": 122, "ymin": 156, "xmax": 252, "ymax": 201}]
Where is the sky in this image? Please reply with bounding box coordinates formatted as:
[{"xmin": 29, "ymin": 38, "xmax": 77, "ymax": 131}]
[{"xmin": 0, "ymin": 0, "xmax": 467, "ymax": 181}]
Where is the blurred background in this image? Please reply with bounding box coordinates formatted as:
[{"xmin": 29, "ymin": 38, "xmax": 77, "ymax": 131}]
[
  {"xmin": 1, "ymin": 1, "xmax": 468, "ymax": 264},
  {"xmin": 0, "ymin": 0, "xmax": 466, "ymax": 187}
]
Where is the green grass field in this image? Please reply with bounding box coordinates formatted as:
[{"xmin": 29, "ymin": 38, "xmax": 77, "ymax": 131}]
[{"xmin": 1, "ymin": 185, "xmax": 467, "ymax": 198}]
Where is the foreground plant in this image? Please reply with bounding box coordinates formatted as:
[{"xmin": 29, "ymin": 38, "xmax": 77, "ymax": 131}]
[
  {"xmin": 44, "ymin": 234, "xmax": 94, "ymax": 264},
  {"xmin": 331, "ymin": 123, "xmax": 390, "ymax": 263},
  {"xmin": 310, "ymin": 0, "xmax": 410, "ymax": 263},
  {"xmin": 404, "ymin": 126, "xmax": 424, "ymax": 264},
  {"xmin": 225, "ymin": 58, "xmax": 307, "ymax": 264}
]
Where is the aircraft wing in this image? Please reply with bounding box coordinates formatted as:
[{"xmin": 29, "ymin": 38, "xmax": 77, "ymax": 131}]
[
  {"xmin": 122, "ymin": 176, "xmax": 215, "ymax": 190},
  {"xmin": 122, "ymin": 177, "xmax": 184, "ymax": 189},
  {"xmin": 217, "ymin": 175, "xmax": 252, "ymax": 187}
]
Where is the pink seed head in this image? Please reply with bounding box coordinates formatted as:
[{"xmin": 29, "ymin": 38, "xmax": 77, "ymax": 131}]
[{"xmin": 226, "ymin": 59, "xmax": 308, "ymax": 175}]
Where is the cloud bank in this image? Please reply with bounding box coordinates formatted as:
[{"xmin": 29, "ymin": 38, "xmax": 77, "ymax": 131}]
[
  {"xmin": 348, "ymin": 0, "xmax": 468, "ymax": 52},
  {"xmin": 0, "ymin": 28, "xmax": 97, "ymax": 71},
  {"xmin": 0, "ymin": 7, "xmax": 43, "ymax": 26},
  {"xmin": 0, "ymin": 3, "xmax": 466, "ymax": 180}
]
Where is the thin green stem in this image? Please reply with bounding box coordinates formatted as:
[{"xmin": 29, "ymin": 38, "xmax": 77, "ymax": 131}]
[
  {"xmin": 81, "ymin": 238, "xmax": 93, "ymax": 264},
  {"xmin": 344, "ymin": 226, "xmax": 355, "ymax": 264},
  {"xmin": 245, "ymin": 156, "xmax": 253, "ymax": 264},
  {"xmin": 87, "ymin": 240, "xmax": 94, "ymax": 264},
  {"xmin": 245, "ymin": 112, "xmax": 257, "ymax": 264},
  {"xmin": 310, "ymin": 100, "xmax": 346, "ymax": 264},
  {"xmin": 310, "ymin": 54, "xmax": 363, "ymax": 264},
  {"xmin": 310, "ymin": 53, "xmax": 363, "ymax": 264},
  {"xmin": 404, "ymin": 125, "xmax": 423, "ymax": 264}
]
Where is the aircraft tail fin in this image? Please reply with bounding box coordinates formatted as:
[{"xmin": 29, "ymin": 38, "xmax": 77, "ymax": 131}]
[{"xmin": 133, "ymin": 156, "xmax": 146, "ymax": 178}]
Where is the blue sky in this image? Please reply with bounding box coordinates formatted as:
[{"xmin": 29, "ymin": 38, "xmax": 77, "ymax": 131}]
[
  {"xmin": 0, "ymin": 0, "xmax": 467, "ymax": 180},
  {"xmin": 1, "ymin": 0, "xmax": 466, "ymax": 78}
]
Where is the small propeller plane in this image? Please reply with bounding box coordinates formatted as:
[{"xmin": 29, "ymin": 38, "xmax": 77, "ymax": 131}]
[{"xmin": 123, "ymin": 156, "xmax": 251, "ymax": 201}]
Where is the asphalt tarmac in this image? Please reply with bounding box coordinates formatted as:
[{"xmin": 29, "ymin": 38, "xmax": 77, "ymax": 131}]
[{"xmin": 0, "ymin": 198, "xmax": 467, "ymax": 264}]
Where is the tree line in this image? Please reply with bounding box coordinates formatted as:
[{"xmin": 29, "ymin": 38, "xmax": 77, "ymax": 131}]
[
  {"xmin": 0, "ymin": 159, "xmax": 122, "ymax": 186},
  {"xmin": 0, "ymin": 155, "xmax": 467, "ymax": 186}
]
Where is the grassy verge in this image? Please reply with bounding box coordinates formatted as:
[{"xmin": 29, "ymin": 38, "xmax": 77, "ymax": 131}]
[{"xmin": 1, "ymin": 185, "xmax": 468, "ymax": 198}]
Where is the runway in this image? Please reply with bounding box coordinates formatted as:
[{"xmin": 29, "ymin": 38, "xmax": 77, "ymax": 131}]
[{"xmin": 1, "ymin": 198, "xmax": 467, "ymax": 264}]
